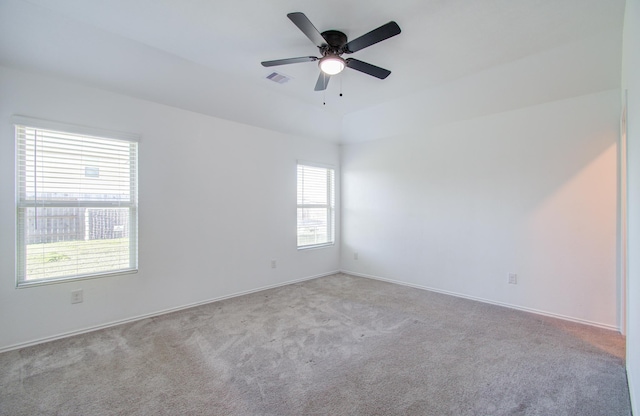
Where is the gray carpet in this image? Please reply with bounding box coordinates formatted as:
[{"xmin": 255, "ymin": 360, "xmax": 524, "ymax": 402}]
[{"xmin": 0, "ymin": 273, "xmax": 631, "ymax": 415}]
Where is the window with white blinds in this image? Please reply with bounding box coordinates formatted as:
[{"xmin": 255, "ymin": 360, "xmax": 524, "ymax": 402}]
[
  {"xmin": 297, "ymin": 163, "xmax": 335, "ymax": 249},
  {"xmin": 15, "ymin": 120, "xmax": 138, "ymax": 286}
]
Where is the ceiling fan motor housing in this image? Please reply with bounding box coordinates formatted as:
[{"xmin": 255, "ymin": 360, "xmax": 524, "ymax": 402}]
[{"xmin": 320, "ymin": 30, "xmax": 348, "ymax": 55}]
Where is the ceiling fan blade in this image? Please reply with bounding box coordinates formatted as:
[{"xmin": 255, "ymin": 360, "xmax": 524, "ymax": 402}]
[
  {"xmin": 314, "ymin": 72, "xmax": 331, "ymax": 91},
  {"xmin": 345, "ymin": 58, "xmax": 391, "ymax": 79},
  {"xmin": 287, "ymin": 12, "xmax": 327, "ymax": 47},
  {"xmin": 261, "ymin": 56, "xmax": 318, "ymax": 67},
  {"xmin": 345, "ymin": 21, "xmax": 401, "ymax": 53}
]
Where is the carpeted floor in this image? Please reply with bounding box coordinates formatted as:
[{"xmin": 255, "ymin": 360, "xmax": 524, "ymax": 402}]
[{"xmin": 0, "ymin": 273, "xmax": 631, "ymax": 415}]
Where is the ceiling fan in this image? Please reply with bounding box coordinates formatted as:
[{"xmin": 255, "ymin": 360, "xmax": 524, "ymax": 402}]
[{"xmin": 261, "ymin": 12, "xmax": 401, "ymax": 91}]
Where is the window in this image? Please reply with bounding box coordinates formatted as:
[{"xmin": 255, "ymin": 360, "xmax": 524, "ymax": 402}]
[
  {"xmin": 297, "ymin": 163, "xmax": 335, "ymax": 248},
  {"xmin": 15, "ymin": 118, "xmax": 138, "ymax": 286}
]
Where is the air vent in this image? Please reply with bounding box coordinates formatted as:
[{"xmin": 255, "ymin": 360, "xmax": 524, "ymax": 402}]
[{"xmin": 266, "ymin": 72, "xmax": 292, "ymax": 84}]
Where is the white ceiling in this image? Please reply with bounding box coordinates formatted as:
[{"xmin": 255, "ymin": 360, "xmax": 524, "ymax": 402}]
[{"xmin": 0, "ymin": 0, "xmax": 626, "ymax": 143}]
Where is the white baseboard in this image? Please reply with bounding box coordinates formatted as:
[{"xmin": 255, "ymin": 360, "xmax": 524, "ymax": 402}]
[
  {"xmin": 628, "ymin": 366, "xmax": 638, "ymax": 416},
  {"xmin": 341, "ymin": 269, "xmax": 620, "ymax": 332},
  {"xmin": 0, "ymin": 270, "xmax": 339, "ymax": 354}
]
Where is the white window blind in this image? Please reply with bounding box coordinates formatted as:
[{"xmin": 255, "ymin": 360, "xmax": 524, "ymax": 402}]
[
  {"xmin": 15, "ymin": 122, "xmax": 138, "ymax": 286},
  {"xmin": 297, "ymin": 163, "xmax": 335, "ymax": 248}
]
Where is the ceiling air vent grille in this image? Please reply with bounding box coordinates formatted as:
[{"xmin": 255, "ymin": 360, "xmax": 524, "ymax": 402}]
[{"xmin": 266, "ymin": 72, "xmax": 292, "ymax": 84}]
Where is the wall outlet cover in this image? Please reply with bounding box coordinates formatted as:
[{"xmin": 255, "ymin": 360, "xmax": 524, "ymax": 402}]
[{"xmin": 71, "ymin": 289, "xmax": 83, "ymax": 304}]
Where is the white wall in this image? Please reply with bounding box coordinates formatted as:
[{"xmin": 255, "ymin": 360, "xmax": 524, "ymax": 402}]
[
  {"xmin": 341, "ymin": 89, "xmax": 620, "ymax": 328},
  {"xmin": 0, "ymin": 66, "xmax": 340, "ymax": 351},
  {"xmin": 623, "ymin": 0, "xmax": 640, "ymax": 413}
]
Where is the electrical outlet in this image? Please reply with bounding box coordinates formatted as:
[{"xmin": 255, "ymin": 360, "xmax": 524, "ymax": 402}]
[
  {"xmin": 508, "ymin": 273, "xmax": 517, "ymax": 285},
  {"xmin": 71, "ymin": 289, "xmax": 83, "ymax": 304},
  {"xmin": 271, "ymin": 259, "xmax": 277, "ymax": 269},
  {"xmin": 354, "ymin": 252, "xmax": 359, "ymax": 260}
]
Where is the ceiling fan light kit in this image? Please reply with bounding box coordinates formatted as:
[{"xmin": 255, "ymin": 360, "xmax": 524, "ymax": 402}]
[
  {"xmin": 319, "ymin": 55, "xmax": 345, "ymax": 75},
  {"xmin": 261, "ymin": 12, "xmax": 401, "ymax": 91}
]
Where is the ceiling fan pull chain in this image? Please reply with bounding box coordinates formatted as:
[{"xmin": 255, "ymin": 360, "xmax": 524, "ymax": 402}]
[
  {"xmin": 340, "ymin": 74, "xmax": 343, "ymax": 97},
  {"xmin": 323, "ymin": 73, "xmax": 326, "ymax": 105}
]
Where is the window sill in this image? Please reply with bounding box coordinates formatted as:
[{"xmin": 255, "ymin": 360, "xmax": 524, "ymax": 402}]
[
  {"xmin": 297, "ymin": 242, "xmax": 335, "ymax": 251},
  {"xmin": 16, "ymin": 269, "xmax": 138, "ymax": 289}
]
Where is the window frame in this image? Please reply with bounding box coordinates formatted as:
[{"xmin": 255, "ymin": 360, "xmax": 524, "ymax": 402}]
[
  {"xmin": 296, "ymin": 161, "xmax": 335, "ymax": 250},
  {"xmin": 13, "ymin": 116, "xmax": 139, "ymax": 288}
]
